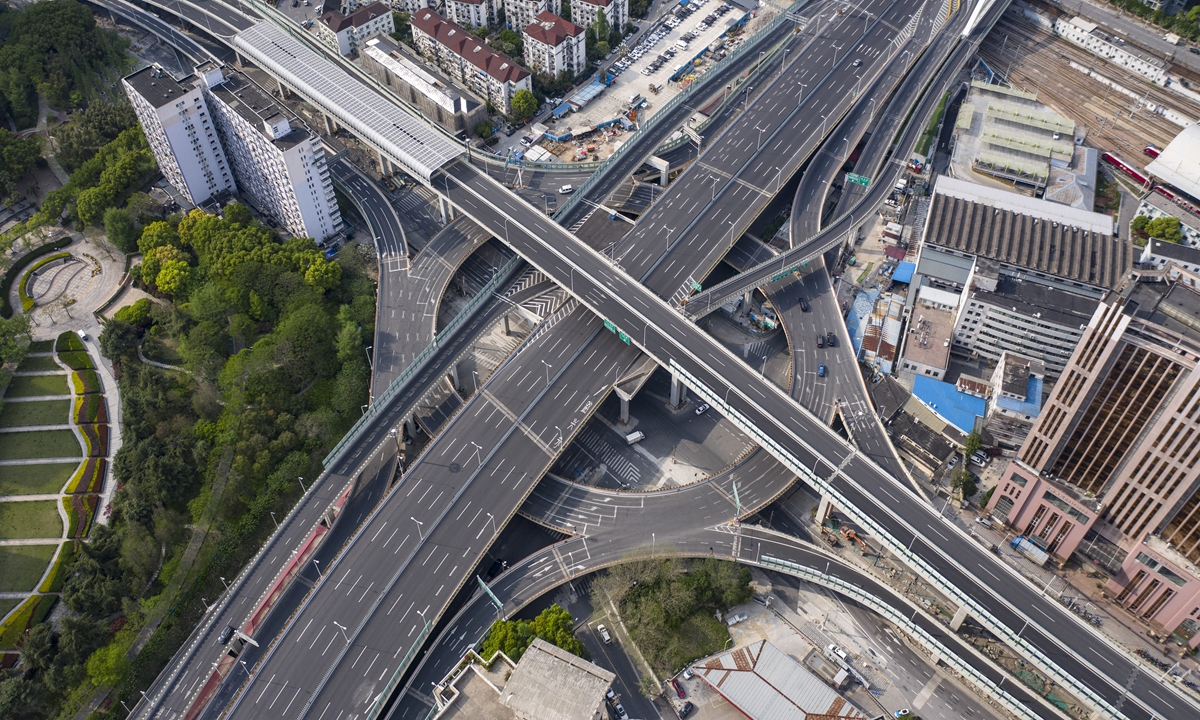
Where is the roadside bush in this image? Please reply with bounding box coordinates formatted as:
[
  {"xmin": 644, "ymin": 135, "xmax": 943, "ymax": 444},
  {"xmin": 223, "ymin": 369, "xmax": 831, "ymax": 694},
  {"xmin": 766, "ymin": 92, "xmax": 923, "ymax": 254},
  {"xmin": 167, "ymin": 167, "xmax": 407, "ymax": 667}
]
[
  {"xmin": 18, "ymin": 252, "xmax": 72, "ymax": 311},
  {"xmin": 56, "ymin": 331, "xmax": 85, "ymax": 352}
]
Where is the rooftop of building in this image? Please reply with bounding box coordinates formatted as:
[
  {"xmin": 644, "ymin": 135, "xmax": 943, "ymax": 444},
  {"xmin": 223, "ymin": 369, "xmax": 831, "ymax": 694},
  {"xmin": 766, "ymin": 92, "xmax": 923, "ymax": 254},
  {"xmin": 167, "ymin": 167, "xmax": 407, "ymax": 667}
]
[
  {"xmin": 914, "ymin": 244, "xmax": 975, "ymax": 286},
  {"xmin": 412, "ymin": 10, "xmax": 531, "ymax": 84},
  {"xmin": 1044, "ymin": 146, "xmax": 1098, "ymax": 212},
  {"xmin": 1123, "ymin": 277, "xmax": 1200, "ymax": 348},
  {"xmin": 575, "ymin": 0, "xmax": 616, "ymax": 7},
  {"xmin": 205, "ymin": 66, "xmax": 311, "ymax": 151},
  {"xmin": 525, "ymin": 11, "xmax": 584, "ymax": 45},
  {"xmin": 1142, "ymin": 237, "xmax": 1200, "ymax": 266},
  {"xmin": 1147, "ymin": 125, "xmax": 1200, "ymax": 202},
  {"xmin": 695, "ymin": 640, "xmax": 867, "ymax": 720},
  {"xmin": 925, "ymin": 176, "xmax": 1126, "ymax": 290},
  {"xmin": 1140, "ymin": 187, "xmax": 1200, "ymax": 227},
  {"xmin": 999, "ymin": 353, "xmax": 1042, "ymax": 396},
  {"xmin": 320, "ymin": 1, "xmax": 391, "ymax": 32},
  {"xmin": 362, "ymin": 35, "xmax": 482, "ymax": 115},
  {"xmin": 124, "ymin": 65, "xmax": 190, "ymax": 108},
  {"xmin": 500, "ymin": 639, "xmax": 613, "ymax": 720},
  {"xmin": 969, "ymin": 274, "xmax": 1100, "ymax": 329},
  {"xmin": 903, "ymin": 295, "xmax": 956, "ymax": 372},
  {"xmin": 1064, "ymin": 16, "xmax": 1168, "ymax": 70},
  {"xmin": 869, "ymin": 374, "xmax": 910, "ymax": 421},
  {"xmin": 912, "ymin": 375, "xmax": 987, "ymax": 435},
  {"xmin": 995, "ymin": 374, "xmax": 1043, "ymax": 417}
]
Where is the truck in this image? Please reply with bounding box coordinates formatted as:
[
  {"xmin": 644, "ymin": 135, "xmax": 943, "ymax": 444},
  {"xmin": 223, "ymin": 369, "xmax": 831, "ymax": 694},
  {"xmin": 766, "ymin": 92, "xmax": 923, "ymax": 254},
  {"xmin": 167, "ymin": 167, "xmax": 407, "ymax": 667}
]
[{"xmin": 626, "ymin": 431, "xmax": 645, "ymax": 445}]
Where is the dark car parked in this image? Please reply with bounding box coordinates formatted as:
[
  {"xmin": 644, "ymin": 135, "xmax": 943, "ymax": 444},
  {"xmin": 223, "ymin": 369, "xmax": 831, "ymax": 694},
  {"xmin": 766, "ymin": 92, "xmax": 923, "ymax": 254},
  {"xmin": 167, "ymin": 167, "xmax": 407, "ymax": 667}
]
[{"xmin": 826, "ymin": 332, "xmax": 836, "ymax": 347}]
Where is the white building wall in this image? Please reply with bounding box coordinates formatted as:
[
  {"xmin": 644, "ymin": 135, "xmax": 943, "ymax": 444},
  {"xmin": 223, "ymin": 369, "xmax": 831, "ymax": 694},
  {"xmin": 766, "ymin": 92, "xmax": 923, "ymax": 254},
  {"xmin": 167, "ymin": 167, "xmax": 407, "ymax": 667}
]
[
  {"xmin": 505, "ymin": 0, "xmax": 547, "ymax": 30},
  {"xmin": 1054, "ymin": 17, "xmax": 1169, "ymax": 85}
]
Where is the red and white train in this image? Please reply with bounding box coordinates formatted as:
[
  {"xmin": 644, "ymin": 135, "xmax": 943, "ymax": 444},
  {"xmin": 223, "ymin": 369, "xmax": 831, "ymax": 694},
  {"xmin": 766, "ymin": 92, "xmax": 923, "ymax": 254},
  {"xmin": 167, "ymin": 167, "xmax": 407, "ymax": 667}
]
[{"xmin": 1101, "ymin": 151, "xmax": 1200, "ymax": 218}]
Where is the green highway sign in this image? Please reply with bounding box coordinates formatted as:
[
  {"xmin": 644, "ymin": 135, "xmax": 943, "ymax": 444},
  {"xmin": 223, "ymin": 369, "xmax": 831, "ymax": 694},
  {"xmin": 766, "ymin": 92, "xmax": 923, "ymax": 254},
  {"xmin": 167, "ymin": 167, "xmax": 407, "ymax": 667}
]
[
  {"xmin": 691, "ymin": 280, "xmax": 702, "ymax": 292},
  {"xmin": 618, "ymin": 331, "xmax": 631, "ymax": 345},
  {"xmin": 604, "ymin": 319, "xmax": 617, "ymax": 333},
  {"xmin": 845, "ymin": 172, "xmax": 870, "ymax": 187}
]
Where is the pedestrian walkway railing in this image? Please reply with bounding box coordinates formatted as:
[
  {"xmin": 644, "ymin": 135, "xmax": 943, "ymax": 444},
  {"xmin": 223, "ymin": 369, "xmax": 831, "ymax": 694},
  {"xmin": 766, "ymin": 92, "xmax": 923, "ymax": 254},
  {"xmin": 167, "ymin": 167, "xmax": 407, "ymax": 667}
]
[
  {"xmin": 321, "ymin": 255, "xmax": 523, "ymax": 469},
  {"xmin": 668, "ymin": 359, "xmax": 1130, "ymax": 720},
  {"xmin": 368, "ymin": 620, "xmax": 432, "ymax": 720}
]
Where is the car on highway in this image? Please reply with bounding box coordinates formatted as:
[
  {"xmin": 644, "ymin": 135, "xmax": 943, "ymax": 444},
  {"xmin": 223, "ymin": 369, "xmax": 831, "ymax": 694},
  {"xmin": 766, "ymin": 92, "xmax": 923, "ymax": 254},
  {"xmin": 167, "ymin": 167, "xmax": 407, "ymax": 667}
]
[
  {"xmin": 894, "ymin": 710, "xmax": 912, "ymax": 719},
  {"xmin": 852, "ymin": 58, "xmax": 862, "ymax": 67},
  {"xmin": 677, "ymin": 700, "xmax": 694, "ymax": 717},
  {"xmin": 672, "ymin": 678, "xmax": 686, "ymax": 697},
  {"xmin": 559, "ymin": 184, "xmax": 575, "ymax": 194},
  {"xmin": 218, "ymin": 625, "xmax": 235, "ymax": 645},
  {"xmin": 695, "ymin": 403, "xmax": 709, "ymax": 415},
  {"xmin": 826, "ymin": 331, "xmax": 836, "ymax": 347},
  {"xmin": 818, "ymin": 363, "xmax": 827, "ymax": 377},
  {"xmin": 484, "ymin": 558, "xmax": 508, "ymax": 581},
  {"xmin": 598, "ymin": 624, "xmax": 612, "ymax": 644},
  {"xmin": 799, "ymin": 297, "xmax": 810, "ymax": 312},
  {"xmin": 816, "ymin": 334, "xmax": 824, "ymax": 348}
]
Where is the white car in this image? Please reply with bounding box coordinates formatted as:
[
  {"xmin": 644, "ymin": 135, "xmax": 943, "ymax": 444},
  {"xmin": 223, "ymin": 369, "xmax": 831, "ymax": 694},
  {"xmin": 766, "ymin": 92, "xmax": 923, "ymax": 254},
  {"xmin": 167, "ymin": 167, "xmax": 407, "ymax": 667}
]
[
  {"xmin": 597, "ymin": 624, "xmax": 612, "ymax": 644},
  {"xmin": 558, "ymin": 184, "xmax": 575, "ymax": 194},
  {"xmin": 615, "ymin": 704, "xmax": 630, "ymax": 720},
  {"xmin": 695, "ymin": 403, "xmax": 710, "ymax": 415}
]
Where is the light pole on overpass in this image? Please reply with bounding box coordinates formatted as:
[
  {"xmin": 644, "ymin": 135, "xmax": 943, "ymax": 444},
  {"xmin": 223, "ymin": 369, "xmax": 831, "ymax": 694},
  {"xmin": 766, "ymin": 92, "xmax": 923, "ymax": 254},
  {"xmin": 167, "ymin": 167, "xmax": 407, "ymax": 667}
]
[
  {"xmin": 541, "ymin": 360, "xmax": 552, "ymax": 385},
  {"xmin": 412, "ymin": 516, "xmax": 425, "ymax": 541},
  {"xmin": 332, "ymin": 621, "xmax": 350, "ymax": 643},
  {"xmin": 470, "ymin": 441, "xmax": 483, "ymax": 466}
]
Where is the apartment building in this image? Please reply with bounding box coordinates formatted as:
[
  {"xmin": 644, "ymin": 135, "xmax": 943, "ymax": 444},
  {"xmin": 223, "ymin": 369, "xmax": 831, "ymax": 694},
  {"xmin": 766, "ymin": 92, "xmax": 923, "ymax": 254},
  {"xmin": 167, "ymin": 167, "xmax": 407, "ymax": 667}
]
[
  {"xmin": 317, "ymin": 2, "xmax": 395, "ymax": 56},
  {"xmin": 987, "ymin": 273, "xmax": 1200, "ymax": 646},
  {"xmin": 505, "ymin": 0, "xmax": 548, "ymax": 31},
  {"xmin": 359, "ymin": 35, "xmax": 488, "ymax": 137},
  {"xmin": 1141, "ymin": 237, "xmax": 1200, "ymax": 275},
  {"xmin": 198, "ymin": 63, "xmax": 342, "ymax": 242},
  {"xmin": 523, "ymin": 12, "xmax": 585, "ymax": 77},
  {"xmin": 985, "ymin": 352, "xmax": 1044, "ymax": 449},
  {"xmin": 123, "ymin": 65, "xmax": 235, "ymax": 206},
  {"xmin": 444, "ymin": 0, "xmax": 496, "ymax": 28},
  {"xmin": 571, "ymin": 0, "xmax": 627, "ymax": 32},
  {"xmin": 411, "ymin": 9, "xmax": 531, "ymax": 116}
]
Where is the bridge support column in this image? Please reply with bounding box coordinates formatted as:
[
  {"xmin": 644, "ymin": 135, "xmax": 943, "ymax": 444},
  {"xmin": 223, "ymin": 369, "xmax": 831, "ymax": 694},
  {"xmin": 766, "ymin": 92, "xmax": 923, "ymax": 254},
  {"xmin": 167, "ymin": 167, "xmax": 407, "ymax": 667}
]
[
  {"xmin": 323, "ymin": 112, "xmax": 335, "ymax": 135},
  {"xmin": 449, "ymin": 363, "xmax": 460, "ymax": 391},
  {"xmin": 503, "ymin": 314, "xmax": 511, "ymax": 336},
  {"xmin": 405, "ymin": 414, "xmax": 417, "ymax": 439},
  {"xmin": 648, "ymin": 156, "xmax": 670, "ymax": 185},
  {"xmin": 616, "ymin": 388, "xmax": 633, "ymax": 424},
  {"xmin": 440, "ymin": 196, "xmax": 454, "ymax": 224},
  {"xmin": 743, "ymin": 290, "xmax": 753, "ymax": 309},
  {"xmin": 949, "ymin": 606, "xmax": 969, "ymax": 632},
  {"xmin": 669, "ymin": 372, "xmax": 687, "ymax": 409},
  {"xmin": 816, "ymin": 495, "xmax": 833, "ymax": 524},
  {"xmin": 277, "ymin": 78, "xmax": 289, "ymax": 99},
  {"xmin": 377, "ymin": 150, "xmax": 392, "ymax": 176}
]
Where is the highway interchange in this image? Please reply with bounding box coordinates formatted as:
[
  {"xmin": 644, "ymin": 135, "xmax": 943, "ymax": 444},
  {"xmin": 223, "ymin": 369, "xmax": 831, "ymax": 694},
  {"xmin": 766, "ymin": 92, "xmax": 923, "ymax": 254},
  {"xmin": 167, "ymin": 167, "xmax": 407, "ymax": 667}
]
[{"xmin": 109, "ymin": 0, "xmax": 1200, "ymax": 718}]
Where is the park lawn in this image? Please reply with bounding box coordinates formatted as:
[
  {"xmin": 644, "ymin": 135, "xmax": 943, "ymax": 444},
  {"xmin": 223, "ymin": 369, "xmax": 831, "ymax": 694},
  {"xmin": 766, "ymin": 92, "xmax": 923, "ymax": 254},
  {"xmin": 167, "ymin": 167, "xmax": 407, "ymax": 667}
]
[
  {"xmin": 0, "ymin": 399, "xmax": 71, "ymax": 427},
  {"xmin": 0, "ymin": 500, "xmax": 63, "ymax": 539},
  {"xmin": 16, "ymin": 356, "xmax": 60, "ymax": 372},
  {"xmin": 4, "ymin": 374, "xmax": 69, "ymax": 398},
  {"xmin": 0, "ymin": 545, "xmax": 56, "ymax": 592},
  {"xmin": 0, "ymin": 463, "xmax": 79, "ymax": 495},
  {"xmin": 0, "ymin": 430, "xmax": 82, "ymax": 461},
  {"xmin": 0, "ymin": 598, "xmax": 19, "ymax": 621},
  {"xmin": 28, "ymin": 341, "xmax": 54, "ymax": 353}
]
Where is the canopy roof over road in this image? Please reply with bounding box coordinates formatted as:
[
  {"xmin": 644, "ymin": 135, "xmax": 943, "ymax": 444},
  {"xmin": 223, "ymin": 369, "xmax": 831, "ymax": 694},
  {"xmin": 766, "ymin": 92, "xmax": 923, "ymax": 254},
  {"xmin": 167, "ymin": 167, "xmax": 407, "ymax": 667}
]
[{"xmin": 234, "ymin": 21, "xmax": 461, "ymax": 182}]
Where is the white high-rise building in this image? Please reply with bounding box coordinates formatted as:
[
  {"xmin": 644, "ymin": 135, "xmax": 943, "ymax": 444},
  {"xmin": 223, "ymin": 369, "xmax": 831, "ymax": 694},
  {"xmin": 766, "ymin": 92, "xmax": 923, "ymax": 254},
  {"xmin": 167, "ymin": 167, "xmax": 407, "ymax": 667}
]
[
  {"xmin": 523, "ymin": 12, "xmax": 585, "ymax": 77},
  {"xmin": 197, "ymin": 62, "xmax": 342, "ymax": 242},
  {"xmin": 123, "ymin": 65, "xmax": 235, "ymax": 206}
]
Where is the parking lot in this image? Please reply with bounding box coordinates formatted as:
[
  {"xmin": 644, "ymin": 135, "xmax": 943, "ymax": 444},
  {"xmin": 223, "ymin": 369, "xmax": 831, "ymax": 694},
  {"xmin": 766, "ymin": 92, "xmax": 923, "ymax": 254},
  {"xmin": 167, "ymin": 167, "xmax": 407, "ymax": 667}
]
[{"xmin": 525, "ymin": 0, "xmax": 752, "ymax": 162}]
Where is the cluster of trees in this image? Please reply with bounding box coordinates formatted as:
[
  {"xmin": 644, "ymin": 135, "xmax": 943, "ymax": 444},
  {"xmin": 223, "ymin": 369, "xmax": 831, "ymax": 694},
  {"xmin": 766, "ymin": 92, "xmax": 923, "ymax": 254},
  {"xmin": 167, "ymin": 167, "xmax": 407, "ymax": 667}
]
[
  {"xmin": 480, "ymin": 604, "xmax": 586, "ymax": 661},
  {"xmin": 0, "ymin": 0, "xmax": 133, "ymax": 129},
  {"xmin": 0, "ymin": 130, "xmax": 43, "ymax": 203},
  {"xmin": 591, "ymin": 555, "xmax": 751, "ymax": 675},
  {"xmin": 0, "ymin": 205, "xmax": 375, "ymax": 719},
  {"xmin": 585, "ymin": 9, "xmax": 623, "ymax": 61},
  {"xmin": 510, "ymin": 89, "xmax": 539, "ymax": 121},
  {"xmin": 53, "ymin": 100, "xmax": 138, "ymax": 173},
  {"xmin": 0, "ymin": 314, "xmax": 33, "ymax": 397},
  {"xmin": 494, "ymin": 28, "xmax": 524, "ymax": 58},
  {"xmin": 1132, "ymin": 214, "xmax": 1183, "ymax": 244}
]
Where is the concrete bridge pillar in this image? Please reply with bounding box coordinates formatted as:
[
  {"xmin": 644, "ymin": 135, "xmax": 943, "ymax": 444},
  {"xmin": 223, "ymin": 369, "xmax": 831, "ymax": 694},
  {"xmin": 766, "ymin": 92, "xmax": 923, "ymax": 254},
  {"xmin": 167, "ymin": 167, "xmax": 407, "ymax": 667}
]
[
  {"xmin": 277, "ymin": 78, "xmax": 289, "ymax": 99},
  {"xmin": 503, "ymin": 314, "xmax": 511, "ymax": 336},
  {"xmin": 648, "ymin": 156, "xmax": 670, "ymax": 186},
  {"xmin": 816, "ymin": 495, "xmax": 833, "ymax": 524},
  {"xmin": 323, "ymin": 112, "xmax": 336, "ymax": 135},
  {"xmin": 449, "ymin": 363, "xmax": 460, "ymax": 391},
  {"xmin": 439, "ymin": 196, "xmax": 454, "ymax": 224},
  {"xmin": 743, "ymin": 290, "xmax": 753, "ymax": 309},
  {"xmin": 616, "ymin": 389, "xmax": 633, "ymax": 424},
  {"xmin": 377, "ymin": 150, "xmax": 392, "ymax": 176},
  {"xmin": 669, "ymin": 372, "xmax": 687, "ymax": 409},
  {"xmin": 405, "ymin": 414, "xmax": 417, "ymax": 440},
  {"xmin": 949, "ymin": 606, "xmax": 969, "ymax": 632}
]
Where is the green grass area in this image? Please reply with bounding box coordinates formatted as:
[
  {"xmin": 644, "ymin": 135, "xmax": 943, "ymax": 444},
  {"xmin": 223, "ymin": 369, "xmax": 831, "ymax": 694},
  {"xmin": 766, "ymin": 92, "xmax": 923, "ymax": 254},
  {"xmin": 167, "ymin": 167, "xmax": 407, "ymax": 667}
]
[
  {"xmin": 915, "ymin": 91, "xmax": 950, "ymax": 157},
  {"xmin": 0, "ymin": 429, "xmax": 82, "ymax": 461},
  {"xmin": 4, "ymin": 374, "xmax": 69, "ymax": 397},
  {"xmin": 55, "ymin": 332, "xmax": 85, "ymax": 353},
  {"xmin": 16, "ymin": 356, "xmax": 61, "ymax": 372},
  {"xmin": 28, "ymin": 341, "xmax": 54, "ymax": 353},
  {"xmin": 0, "ymin": 463, "xmax": 79, "ymax": 495},
  {"xmin": 0, "ymin": 598, "xmax": 20, "ymax": 621},
  {"xmin": 0, "ymin": 544, "xmax": 56, "ymax": 592},
  {"xmin": 57, "ymin": 351, "xmax": 94, "ymax": 371},
  {"xmin": 0, "ymin": 501, "xmax": 64, "ymax": 539},
  {"xmin": 0, "ymin": 399, "xmax": 70, "ymax": 427},
  {"xmin": 40, "ymin": 542, "xmax": 75, "ymax": 592},
  {"xmin": 856, "ymin": 261, "xmax": 875, "ymax": 284},
  {"xmin": 143, "ymin": 335, "xmax": 183, "ymax": 365}
]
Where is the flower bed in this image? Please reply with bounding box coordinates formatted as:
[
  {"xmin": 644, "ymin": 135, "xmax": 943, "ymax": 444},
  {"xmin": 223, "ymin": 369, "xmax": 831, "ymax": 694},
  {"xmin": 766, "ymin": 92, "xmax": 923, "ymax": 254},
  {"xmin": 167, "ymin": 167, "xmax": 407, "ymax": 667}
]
[{"xmin": 18, "ymin": 253, "xmax": 72, "ymax": 311}]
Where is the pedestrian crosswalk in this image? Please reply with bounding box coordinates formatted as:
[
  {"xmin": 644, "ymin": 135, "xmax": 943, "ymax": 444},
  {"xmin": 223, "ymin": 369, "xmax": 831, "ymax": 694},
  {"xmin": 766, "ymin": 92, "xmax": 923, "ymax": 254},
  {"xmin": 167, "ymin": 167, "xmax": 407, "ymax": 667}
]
[{"xmin": 577, "ymin": 427, "xmax": 642, "ymax": 485}]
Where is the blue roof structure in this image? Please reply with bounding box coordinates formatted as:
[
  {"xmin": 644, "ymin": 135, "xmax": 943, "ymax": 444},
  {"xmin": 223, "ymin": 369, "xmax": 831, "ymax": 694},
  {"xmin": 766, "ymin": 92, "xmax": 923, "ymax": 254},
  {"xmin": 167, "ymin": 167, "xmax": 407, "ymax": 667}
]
[
  {"xmin": 996, "ymin": 374, "xmax": 1043, "ymax": 418},
  {"xmin": 553, "ymin": 102, "xmax": 572, "ymax": 117},
  {"xmin": 892, "ymin": 261, "xmax": 915, "ymax": 284},
  {"xmin": 912, "ymin": 376, "xmax": 986, "ymax": 434}
]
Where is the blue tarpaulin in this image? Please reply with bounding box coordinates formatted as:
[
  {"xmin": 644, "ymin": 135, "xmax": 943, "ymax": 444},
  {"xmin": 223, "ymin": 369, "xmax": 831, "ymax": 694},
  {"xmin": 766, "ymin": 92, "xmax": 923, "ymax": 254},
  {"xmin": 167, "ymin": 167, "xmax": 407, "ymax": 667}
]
[
  {"xmin": 892, "ymin": 261, "xmax": 915, "ymax": 284},
  {"xmin": 912, "ymin": 376, "xmax": 986, "ymax": 434},
  {"xmin": 553, "ymin": 102, "xmax": 571, "ymax": 117}
]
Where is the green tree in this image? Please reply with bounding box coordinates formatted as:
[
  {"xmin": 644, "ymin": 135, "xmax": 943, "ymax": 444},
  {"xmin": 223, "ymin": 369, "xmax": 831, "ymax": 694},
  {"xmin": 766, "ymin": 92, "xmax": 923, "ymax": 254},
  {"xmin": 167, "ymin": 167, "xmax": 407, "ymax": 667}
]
[
  {"xmin": 1131, "ymin": 215, "xmax": 1149, "ymax": 234},
  {"xmin": 638, "ymin": 674, "xmax": 660, "ymax": 698},
  {"xmin": 104, "ymin": 206, "xmax": 139, "ymax": 253},
  {"xmin": 510, "ymin": 88, "xmax": 538, "ymax": 121},
  {"xmin": 75, "ymin": 182, "xmax": 116, "ymax": 225},
  {"xmin": 593, "ymin": 9, "xmax": 610, "ymax": 46},
  {"xmin": 85, "ymin": 639, "xmax": 129, "ymax": 687},
  {"xmin": 53, "ymin": 99, "xmax": 137, "ymax": 171},
  {"xmin": 476, "ymin": 120, "xmax": 494, "ymax": 138},
  {"xmin": 155, "ymin": 259, "xmax": 192, "ymax": 296},
  {"xmin": 305, "ymin": 257, "xmax": 342, "ymax": 292},
  {"xmin": 0, "ymin": 314, "xmax": 33, "ymax": 367},
  {"xmin": 1146, "ymin": 215, "xmax": 1182, "ymax": 243},
  {"xmin": 963, "ymin": 431, "xmax": 981, "ymax": 458},
  {"xmin": 0, "ymin": 129, "xmax": 42, "ymax": 201},
  {"xmin": 480, "ymin": 604, "xmax": 585, "ymax": 662},
  {"xmin": 561, "ymin": 0, "xmax": 572, "ymax": 20},
  {"xmin": 139, "ymin": 220, "xmax": 181, "ymax": 255}
]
